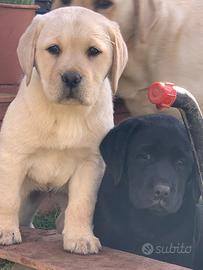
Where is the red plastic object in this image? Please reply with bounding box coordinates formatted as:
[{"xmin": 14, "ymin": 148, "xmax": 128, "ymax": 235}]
[{"xmin": 148, "ymin": 82, "xmax": 177, "ymax": 109}]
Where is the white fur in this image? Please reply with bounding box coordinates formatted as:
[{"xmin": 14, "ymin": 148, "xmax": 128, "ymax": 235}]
[
  {"xmin": 0, "ymin": 7, "xmax": 127, "ymax": 254},
  {"xmin": 54, "ymin": 0, "xmax": 203, "ymax": 116}
]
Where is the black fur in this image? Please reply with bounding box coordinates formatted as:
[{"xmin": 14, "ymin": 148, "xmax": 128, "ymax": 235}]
[{"xmin": 94, "ymin": 114, "xmax": 201, "ymax": 268}]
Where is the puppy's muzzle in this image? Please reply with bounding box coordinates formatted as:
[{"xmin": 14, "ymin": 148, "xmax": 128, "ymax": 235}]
[
  {"xmin": 61, "ymin": 71, "xmax": 82, "ymax": 99},
  {"xmin": 153, "ymin": 184, "xmax": 171, "ymax": 200}
]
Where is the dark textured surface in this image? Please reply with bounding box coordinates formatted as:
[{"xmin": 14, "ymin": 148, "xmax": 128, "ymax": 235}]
[
  {"xmin": 113, "ymin": 97, "xmax": 130, "ymax": 125},
  {"xmin": 0, "ymin": 227, "xmax": 191, "ymax": 270}
]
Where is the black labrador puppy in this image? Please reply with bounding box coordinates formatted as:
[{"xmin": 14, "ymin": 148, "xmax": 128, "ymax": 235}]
[{"xmin": 94, "ymin": 114, "xmax": 200, "ymax": 268}]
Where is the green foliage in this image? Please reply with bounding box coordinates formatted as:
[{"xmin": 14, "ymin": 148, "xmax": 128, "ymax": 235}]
[
  {"xmin": 0, "ymin": 260, "xmax": 14, "ymax": 270},
  {"xmin": 0, "ymin": 0, "xmax": 33, "ymax": 5},
  {"xmin": 33, "ymin": 208, "xmax": 60, "ymax": 230}
]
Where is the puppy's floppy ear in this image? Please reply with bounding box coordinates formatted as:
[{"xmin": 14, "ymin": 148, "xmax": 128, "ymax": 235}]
[
  {"xmin": 136, "ymin": 0, "xmax": 161, "ymax": 43},
  {"xmin": 186, "ymin": 162, "xmax": 201, "ymax": 203},
  {"xmin": 192, "ymin": 164, "xmax": 201, "ymax": 203},
  {"xmin": 108, "ymin": 22, "xmax": 128, "ymax": 93},
  {"xmin": 100, "ymin": 119, "xmax": 139, "ymax": 186},
  {"xmin": 17, "ymin": 15, "xmax": 43, "ymax": 86}
]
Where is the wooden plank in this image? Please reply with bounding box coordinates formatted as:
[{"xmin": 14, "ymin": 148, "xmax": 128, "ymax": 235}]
[
  {"xmin": 0, "ymin": 227, "xmax": 191, "ymax": 270},
  {"xmin": 0, "ymin": 84, "xmax": 18, "ymax": 95},
  {"xmin": 0, "ymin": 90, "xmax": 16, "ymax": 122},
  {"xmin": 0, "ymin": 101, "xmax": 11, "ymax": 121},
  {"xmin": 12, "ymin": 264, "xmax": 35, "ymax": 270},
  {"xmin": 0, "ymin": 93, "xmax": 16, "ymax": 103}
]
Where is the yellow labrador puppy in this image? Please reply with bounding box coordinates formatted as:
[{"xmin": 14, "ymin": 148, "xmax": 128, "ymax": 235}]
[
  {"xmin": 52, "ymin": 0, "xmax": 203, "ymax": 115},
  {"xmin": 0, "ymin": 7, "xmax": 127, "ymax": 254}
]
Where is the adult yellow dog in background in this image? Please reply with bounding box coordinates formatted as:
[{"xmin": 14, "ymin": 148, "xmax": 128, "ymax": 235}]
[
  {"xmin": 52, "ymin": 0, "xmax": 203, "ymax": 116},
  {"xmin": 0, "ymin": 7, "xmax": 127, "ymax": 254}
]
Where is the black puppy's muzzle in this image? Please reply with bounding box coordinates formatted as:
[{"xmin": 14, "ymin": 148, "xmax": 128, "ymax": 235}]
[
  {"xmin": 61, "ymin": 71, "xmax": 82, "ymax": 99},
  {"xmin": 153, "ymin": 184, "xmax": 171, "ymax": 200},
  {"xmin": 150, "ymin": 184, "xmax": 172, "ymax": 214}
]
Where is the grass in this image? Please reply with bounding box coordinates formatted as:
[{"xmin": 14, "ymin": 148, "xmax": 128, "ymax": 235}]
[
  {"xmin": 33, "ymin": 208, "xmax": 60, "ymax": 230},
  {"xmin": 0, "ymin": 261, "xmax": 13, "ymax": 269},
  {"xmin": 0, "ymin": 209, "xmax": 60, "ymax": 269},
  {"xmin": 0, "ymin": 0, "xmax": 33, "ymax": 4}
]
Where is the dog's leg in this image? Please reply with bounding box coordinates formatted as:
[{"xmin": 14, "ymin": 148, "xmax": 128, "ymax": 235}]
[
  {"xmin": 19, "ymin": 190, "xmax": 46, "ymax": 227},
  {"xmin": 0, "ymin": 150, "xmax": 26, "ymax": 245},
  {"xmin": 55, "ymin": 192, "xmax": 68, "ymax": 234},
  {"xmin": 63, "ymin": 155, "xmax": 105, "ymax": 254}
]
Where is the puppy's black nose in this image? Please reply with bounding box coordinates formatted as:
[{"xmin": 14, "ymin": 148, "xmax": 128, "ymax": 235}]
[
  {"xmin": 61, "ymin": 72, "xmax": 82, "ymax": 88},
  {"xmin": 154, "ymin": 184, "xmax": 170, "ymax": 199}
]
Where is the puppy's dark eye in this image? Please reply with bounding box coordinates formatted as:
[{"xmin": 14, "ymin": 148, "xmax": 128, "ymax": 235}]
[
  {"xmin": 176, "ymin": 159, "xmax": 185, "ymax": 167},
  {"xmin": 87, "ymin": 47, "xmax": 102, "ymax": 57},
  {"xmin": 136, "ymin": 153, "xmax": 151, "ymax": 161},
  {"xmin": 95, "ymin": 0, "xmax": 113, "ymax": 9},
  {"xmin": 61, "ymin": 0, "xmax": 71, "ymax": 5},
  {"xmin": 47, "ymin": 45, "xmax": 61, "ymax": 56}
]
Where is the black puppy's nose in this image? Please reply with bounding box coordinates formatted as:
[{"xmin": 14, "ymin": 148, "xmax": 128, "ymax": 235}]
[
  {"xmin": 154, "ymin": 184, "xmax": 170, "ymax": 199},
  {"xmin": 61, "ymin": 72, "xmax": 82, "ymax": 88}
]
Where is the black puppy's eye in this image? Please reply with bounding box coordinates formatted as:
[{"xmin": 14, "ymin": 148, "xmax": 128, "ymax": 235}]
[
  {"xmin": 176, "ymin": 159, "xmax": 185, "ymax": 167},
  {"xmin": 61, "ymin": 0, "xmax": 71, "ymax": 5},
  {"xmin": 47, "ymin": 45, "xmax": 61, "ymax": 56},
  {"xmin": 95, "ymin": 0, "xmax": 113, "ymax": 9},
  {"xmin": 87, "ymin": 47, "xmax": 102, "ymax": 57},
  {"xmin": 136, "ymin": 153, "xmax": 151, "ymax": 161}
]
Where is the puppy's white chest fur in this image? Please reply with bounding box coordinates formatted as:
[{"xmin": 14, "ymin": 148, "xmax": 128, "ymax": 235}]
[
  {"xmin": 27, "ymin": 148, "xmax": 84, "ymax": 188},
  {"xmin": 25, "ymin": 111, "xmax": 101, "ymax": 189}
]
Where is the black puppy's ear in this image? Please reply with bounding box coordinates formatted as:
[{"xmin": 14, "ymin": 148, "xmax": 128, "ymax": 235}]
[
  {"xmin": 100, "ymin": 119, "xmax": 139, "ymax": 186},
  {"xmin": 187, "ymin": 163, "xmax": 201, "ymax": 203},
  {"xmin": 192, "ymin": 164, "xmax": 202, "ymax": 202}
]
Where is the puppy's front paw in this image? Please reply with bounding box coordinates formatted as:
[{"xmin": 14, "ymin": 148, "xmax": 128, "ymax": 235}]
[
  {"xmin": 63, "ymin": 234, "xmax": 102, "ymax": 255},
  {"xmin": 0, "ymin": 227, "xmax": 22, "ymax": 245}
]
